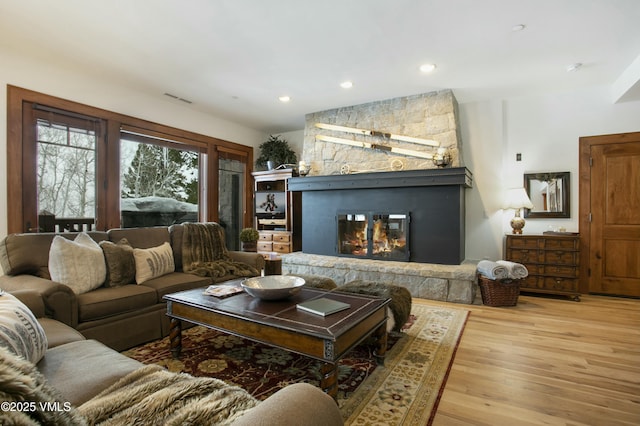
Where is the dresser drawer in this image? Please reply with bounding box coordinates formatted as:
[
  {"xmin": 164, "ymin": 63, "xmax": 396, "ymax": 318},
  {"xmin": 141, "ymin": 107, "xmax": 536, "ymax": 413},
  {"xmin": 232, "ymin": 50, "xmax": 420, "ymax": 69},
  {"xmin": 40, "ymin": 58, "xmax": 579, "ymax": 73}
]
[
  {"xmin": 272, "ymin": 242, "xmax": 291, "ymax": 253},
  {"xmin": 257, "ymin": 241, "xmax": 273, "ymax": 252},
  {"xmin": 272, "ymin": 232, "xmax": 291, "ymax": 243},
  {"xmin": 542, "ymin": 276, "xmax": 579, "ymax": 292},
  {"xmin": 544, "ymin": 250, "xmax": 578, "ymax": 266},
  {"xmin": 541, "ymin": 264, "xmax": 578, "ymax": 277},
  {"xmin": 259, "ymin": 233, "xmax": 273, "ymax": 241},
  {"xmin": 505, "ymin": 248, "xmax": 540, "ymax": 263},
  {"xmin": 544, "ymin": 237, "xmax": 578, "ymax": 251},
  {"xmin": 520, "ymin": 276, "xmax": 579, "ymax": 295},
  {"xmin": 507, "ymin": 237, "xmax": 540, "ymax": 250}
]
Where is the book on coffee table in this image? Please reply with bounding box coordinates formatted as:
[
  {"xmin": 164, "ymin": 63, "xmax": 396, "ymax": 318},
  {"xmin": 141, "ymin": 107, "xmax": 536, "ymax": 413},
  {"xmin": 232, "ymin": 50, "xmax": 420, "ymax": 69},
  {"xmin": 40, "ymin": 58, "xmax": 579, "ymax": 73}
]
[{"xmin": 296, "ymin": 297, "xmax": 351, "ymax": 316}]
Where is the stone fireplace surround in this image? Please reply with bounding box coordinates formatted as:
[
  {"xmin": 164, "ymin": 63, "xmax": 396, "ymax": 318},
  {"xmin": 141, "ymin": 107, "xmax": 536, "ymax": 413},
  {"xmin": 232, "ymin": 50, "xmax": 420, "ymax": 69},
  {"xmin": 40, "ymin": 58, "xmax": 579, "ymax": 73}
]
[
  {"xmin": 283, "ymin": 90, "xmax": 478, "ymax": 304},
  {"xmin": 285, "ymin": 167, "xmax": 477, "ymax": 304}
]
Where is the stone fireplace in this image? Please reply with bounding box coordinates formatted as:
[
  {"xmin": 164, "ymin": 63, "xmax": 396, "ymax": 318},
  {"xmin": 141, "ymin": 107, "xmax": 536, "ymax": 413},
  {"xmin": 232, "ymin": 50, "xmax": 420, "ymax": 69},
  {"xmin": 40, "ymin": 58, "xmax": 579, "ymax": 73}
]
[{"xmin": 281, "ymin": 89, "xmax": 478, "ymax": 304}]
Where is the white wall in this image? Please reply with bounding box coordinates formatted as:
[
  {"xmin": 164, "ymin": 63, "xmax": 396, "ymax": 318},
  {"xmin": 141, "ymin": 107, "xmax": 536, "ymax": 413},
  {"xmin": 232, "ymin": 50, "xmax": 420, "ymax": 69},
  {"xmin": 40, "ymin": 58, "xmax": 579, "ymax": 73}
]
[
  {"xmin": 462, "ymin": 86, "xmax": 640, "ymax": 261},
  {"xmin": 0, "ymin": 49, "xmax": 266, "ymax": 242}
]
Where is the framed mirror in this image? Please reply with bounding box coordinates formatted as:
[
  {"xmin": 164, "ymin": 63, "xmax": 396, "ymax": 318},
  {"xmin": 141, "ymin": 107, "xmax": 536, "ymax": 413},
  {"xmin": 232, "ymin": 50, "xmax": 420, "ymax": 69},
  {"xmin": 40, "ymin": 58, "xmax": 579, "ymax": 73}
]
[{"xmin": 524, "ymin": 172, "xmax": 570, "ymax": 218}]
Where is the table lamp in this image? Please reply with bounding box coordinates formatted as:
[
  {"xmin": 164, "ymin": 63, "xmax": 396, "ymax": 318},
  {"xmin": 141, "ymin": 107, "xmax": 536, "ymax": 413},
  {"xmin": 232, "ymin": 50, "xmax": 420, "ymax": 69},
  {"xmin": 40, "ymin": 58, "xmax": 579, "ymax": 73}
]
[{"xmin": 504, "ymin": 188, "xmax": 534, "ymax": 234}]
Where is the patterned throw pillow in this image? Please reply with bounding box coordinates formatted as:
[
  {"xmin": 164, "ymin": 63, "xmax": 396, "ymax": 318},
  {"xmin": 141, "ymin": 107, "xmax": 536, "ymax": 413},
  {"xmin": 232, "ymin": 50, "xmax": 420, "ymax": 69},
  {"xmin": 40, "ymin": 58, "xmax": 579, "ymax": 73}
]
[
  {"xmin": 133, "ymin": 242, "xmax": 175, "ymax": 284},
  {"xmin": 0, "ymin": 291, "xmax": 48, "ymax": 363},
  {"xmin": 100, "ymin": 238, "xmax": 136, "ymax": 287},
  {"xmin": 48, "ymin": 233, "xmax": 107, "ymax": 294}
]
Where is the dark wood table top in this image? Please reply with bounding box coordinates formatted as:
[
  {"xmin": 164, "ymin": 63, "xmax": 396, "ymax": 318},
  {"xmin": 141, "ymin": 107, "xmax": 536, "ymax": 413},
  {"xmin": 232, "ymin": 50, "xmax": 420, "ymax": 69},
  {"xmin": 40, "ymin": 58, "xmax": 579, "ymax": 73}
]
[{"xmin": 164, "ymin": 284, "xmax": 389, "ymax": 341}]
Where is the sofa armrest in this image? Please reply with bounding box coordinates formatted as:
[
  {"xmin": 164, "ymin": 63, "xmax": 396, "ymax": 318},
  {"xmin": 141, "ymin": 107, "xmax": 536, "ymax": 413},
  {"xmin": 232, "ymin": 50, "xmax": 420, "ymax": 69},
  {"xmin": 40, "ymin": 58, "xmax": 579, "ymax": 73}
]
[
  {"xmin": 228, "ymin": 251, "xmax": 265, "ymax": 271},
  {"xmin": 230, "ymin": 383, "xmax": 343, "ymax": 426},
  {"xmin": 8, "ymin": 289, "xmax": 47, "ymax": 317},
  {"xmin": 0, "ymin": 274, "xmax": 78, "ymax": 327}
]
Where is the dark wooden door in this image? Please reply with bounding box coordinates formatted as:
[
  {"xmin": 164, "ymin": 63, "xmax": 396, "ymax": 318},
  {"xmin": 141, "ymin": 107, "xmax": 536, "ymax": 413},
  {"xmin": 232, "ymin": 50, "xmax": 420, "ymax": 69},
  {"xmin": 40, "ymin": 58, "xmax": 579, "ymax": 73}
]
[{"xmin": 580, "ymin": 133, "xmax": 640, "ymax": 297}]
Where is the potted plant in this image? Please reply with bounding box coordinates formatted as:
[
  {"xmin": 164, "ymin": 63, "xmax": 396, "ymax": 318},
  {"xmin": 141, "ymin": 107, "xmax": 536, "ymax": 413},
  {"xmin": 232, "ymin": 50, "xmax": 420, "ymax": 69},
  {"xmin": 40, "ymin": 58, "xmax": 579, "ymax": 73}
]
[
  {"xmin": 255, "ymin": 135, "xmax": 297, "ymax": 170},
  {"xmin": 239, "ymin": 227, "xmax": 260, "ymax": 252}
]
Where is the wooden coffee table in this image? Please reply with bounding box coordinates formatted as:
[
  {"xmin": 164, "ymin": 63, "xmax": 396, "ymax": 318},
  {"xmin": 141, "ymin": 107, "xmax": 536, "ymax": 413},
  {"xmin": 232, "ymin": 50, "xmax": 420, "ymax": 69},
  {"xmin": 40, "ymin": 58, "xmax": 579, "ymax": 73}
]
[{"xmin": 164, "ymin": 280, "xmax": 390, "ymax": 400}]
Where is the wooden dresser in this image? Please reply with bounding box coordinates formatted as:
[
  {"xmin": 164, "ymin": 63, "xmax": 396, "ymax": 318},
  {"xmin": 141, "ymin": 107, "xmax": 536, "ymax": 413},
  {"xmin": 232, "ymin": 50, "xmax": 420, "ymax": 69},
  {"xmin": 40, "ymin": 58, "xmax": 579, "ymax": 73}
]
[
  {"xmin": 257, "ymin": 230, "xmax": 293, "ymax": 257},
  {"xmin": 504, "ymin": 233, "xmax": 581, "ymax": 301}
]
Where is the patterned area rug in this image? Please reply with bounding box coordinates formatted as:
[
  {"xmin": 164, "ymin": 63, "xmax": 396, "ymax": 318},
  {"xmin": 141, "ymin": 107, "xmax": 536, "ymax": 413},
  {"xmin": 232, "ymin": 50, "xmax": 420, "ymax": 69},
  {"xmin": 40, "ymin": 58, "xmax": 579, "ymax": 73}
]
[{"xmin": 123, "ymin": 299, "xmax": 468, "ymax": 425}]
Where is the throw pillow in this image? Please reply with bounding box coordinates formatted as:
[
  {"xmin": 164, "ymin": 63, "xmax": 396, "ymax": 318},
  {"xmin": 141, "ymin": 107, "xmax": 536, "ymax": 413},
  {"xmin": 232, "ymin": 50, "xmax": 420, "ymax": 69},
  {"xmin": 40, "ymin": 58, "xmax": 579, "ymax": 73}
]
[
  {"xmin": 133, "ymin": 242, "xmax": 175, "ymax": 284},
  {"xmin": 0, "ymin": 291, "xmax": 48, "ymax": 363},
  {"xmin": 100, "ymin": 238, "xmax": 136, "ymax": 287},
  {"xmin": 48, "ymin": 233, "xmax": 107, "ymax": 295}
]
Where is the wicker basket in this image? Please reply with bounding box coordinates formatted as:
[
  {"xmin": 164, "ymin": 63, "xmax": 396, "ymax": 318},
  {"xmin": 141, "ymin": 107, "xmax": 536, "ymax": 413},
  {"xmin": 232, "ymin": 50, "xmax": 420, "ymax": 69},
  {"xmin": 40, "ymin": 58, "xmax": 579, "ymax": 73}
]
[{"xmin": 478, "ymin": 274, "xmax": 521, "ymax": 307}]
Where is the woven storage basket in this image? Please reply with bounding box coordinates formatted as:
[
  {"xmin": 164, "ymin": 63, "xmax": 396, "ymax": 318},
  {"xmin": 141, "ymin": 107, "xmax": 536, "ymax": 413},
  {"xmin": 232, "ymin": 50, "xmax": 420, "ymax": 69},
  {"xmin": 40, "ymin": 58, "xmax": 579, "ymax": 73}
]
[{"xmin": 478, "ymin": 274, "xmax": 521, "ymax": 307}]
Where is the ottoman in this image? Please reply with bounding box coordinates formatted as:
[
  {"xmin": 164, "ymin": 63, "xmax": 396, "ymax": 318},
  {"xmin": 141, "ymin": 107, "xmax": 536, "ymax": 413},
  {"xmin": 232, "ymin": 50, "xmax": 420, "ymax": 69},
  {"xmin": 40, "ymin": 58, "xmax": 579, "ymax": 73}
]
[{"xmin": 340, "ymin": 280, "xmax": 412, "ymax": 333}]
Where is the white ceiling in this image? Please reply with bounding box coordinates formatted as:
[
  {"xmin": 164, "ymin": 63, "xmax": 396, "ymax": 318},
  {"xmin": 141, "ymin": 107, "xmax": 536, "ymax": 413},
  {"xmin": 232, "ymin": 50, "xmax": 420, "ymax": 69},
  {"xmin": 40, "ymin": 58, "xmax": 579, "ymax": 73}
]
[{"xmin": 2, "ymin": 0, "xmax": 640, "ymax": 133}]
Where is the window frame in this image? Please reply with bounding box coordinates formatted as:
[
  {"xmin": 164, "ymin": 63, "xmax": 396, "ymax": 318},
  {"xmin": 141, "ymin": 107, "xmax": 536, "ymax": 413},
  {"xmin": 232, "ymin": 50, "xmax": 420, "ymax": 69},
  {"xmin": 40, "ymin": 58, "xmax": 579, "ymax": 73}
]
[{"xmin": 6, "ymin": 85, "xmax": 255, "ymax": 234}]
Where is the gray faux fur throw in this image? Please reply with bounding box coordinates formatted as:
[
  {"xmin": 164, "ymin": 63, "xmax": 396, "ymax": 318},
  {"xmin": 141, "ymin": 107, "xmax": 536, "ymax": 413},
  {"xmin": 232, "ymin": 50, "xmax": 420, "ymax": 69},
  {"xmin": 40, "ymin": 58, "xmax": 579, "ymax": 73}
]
[
  {"xmin": 340, "ymin": 280, "xmax": 412, "ymax": 333},
  {"xmin": 77, "ymin": 365, "xmax": 259, "ymax": 425},
  {"xmin": 182, "ymin": 222, "xmax": 259, "ymax": 278}
]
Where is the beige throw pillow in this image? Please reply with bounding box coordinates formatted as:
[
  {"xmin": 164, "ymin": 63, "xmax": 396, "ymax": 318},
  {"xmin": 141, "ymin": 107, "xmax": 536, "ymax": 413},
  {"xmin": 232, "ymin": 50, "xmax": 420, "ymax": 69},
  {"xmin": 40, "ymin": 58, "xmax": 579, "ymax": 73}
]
[
  {"xmin": 48, "ymin": 233, "xmax": 107, "ymax": 295},
  {"xmin": 0, "ymin": 291, "xmax": 48, "ymax": 363},
  {"xmin": 100, "ymin": 238, "xmax": 136, "ymax": 287},
  {"xmin": 133, "ymin": 242, "xmax": 175, "ymax": 284}
]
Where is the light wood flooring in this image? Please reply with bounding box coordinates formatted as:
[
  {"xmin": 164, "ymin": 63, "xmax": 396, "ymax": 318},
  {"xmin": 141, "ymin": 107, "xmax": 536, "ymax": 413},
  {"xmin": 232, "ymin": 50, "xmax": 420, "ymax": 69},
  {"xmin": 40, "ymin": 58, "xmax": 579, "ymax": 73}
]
[{"xmin": 424, "ymin": 293, "xmax": 640, "ymax": 426}]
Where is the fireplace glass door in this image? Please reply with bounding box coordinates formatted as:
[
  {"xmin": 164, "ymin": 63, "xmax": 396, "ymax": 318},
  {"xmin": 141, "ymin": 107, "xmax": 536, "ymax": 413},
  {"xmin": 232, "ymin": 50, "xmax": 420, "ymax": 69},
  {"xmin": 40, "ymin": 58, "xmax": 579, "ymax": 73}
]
[{"xmin": 337, "ymin": 212, "xmax": 409, "ymax": 261}]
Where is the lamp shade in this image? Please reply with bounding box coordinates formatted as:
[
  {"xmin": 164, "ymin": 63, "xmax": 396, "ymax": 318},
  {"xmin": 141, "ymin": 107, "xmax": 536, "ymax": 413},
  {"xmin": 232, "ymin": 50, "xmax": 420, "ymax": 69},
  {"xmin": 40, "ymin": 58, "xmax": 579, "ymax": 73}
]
[{"xmin": 503, "ymin": 188, "xmax": 534, "ymax": 210}]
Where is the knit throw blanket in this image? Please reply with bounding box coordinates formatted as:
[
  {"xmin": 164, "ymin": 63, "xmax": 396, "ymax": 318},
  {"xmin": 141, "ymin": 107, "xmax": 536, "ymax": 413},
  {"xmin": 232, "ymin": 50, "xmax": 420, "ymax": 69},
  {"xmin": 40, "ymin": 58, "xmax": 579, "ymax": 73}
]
[
  {"xmin": 182, "ymin": 222, "xmax": 259, "ymax": 279},
  {"xmin": 78, "ymin": 365, "xmax": 259, "ymax": 425}
]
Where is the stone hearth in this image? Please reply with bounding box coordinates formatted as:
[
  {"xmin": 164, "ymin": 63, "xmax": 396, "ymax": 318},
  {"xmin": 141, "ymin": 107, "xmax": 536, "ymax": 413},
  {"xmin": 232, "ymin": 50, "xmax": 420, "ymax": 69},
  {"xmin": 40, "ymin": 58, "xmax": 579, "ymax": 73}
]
[{"xmin": 282, "ymin": 252, "xmax": 477, "ymax": 304}]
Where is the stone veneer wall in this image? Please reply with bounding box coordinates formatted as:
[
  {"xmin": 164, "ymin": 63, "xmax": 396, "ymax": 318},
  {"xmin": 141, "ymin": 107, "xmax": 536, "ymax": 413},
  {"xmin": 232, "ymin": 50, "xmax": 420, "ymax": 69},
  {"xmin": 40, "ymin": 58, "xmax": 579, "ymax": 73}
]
[
  {"xmin": 282, "ymin": 252, "xmax": 478, "ymax": 304},
  {"xmin": 302, "ymin": 89, "xmax": 462, "ymax": 176}
]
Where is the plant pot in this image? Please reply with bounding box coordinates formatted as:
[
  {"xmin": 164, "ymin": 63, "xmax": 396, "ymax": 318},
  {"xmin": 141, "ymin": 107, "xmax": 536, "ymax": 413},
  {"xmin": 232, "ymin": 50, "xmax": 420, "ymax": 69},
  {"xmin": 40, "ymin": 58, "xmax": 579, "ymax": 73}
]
[{"xmin": 242, "ymin": 241, "xmax": 257, "ymax": 252}]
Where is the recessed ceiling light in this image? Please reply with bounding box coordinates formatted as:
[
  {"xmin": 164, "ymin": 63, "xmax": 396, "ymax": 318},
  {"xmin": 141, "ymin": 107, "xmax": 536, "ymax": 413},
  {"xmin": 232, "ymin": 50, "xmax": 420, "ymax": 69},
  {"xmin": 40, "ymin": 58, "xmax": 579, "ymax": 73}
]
[
  {"xmin": 419, "ymin": 63, "xmax": 437, "ymax": 73},
  {"xmin": 278, "ymin": 95, "xmax": 291, "ymax": 103},
  {"xmin": 566, "ymin": 63, "xmax": 583, "ymax": 72},
  {"xmin": 340, "ymin": 81, "xmax": 353, "ymax": 89},
  {"xmin": 511, "ymin": 24, "xmax": 526, "ymax": 32}
]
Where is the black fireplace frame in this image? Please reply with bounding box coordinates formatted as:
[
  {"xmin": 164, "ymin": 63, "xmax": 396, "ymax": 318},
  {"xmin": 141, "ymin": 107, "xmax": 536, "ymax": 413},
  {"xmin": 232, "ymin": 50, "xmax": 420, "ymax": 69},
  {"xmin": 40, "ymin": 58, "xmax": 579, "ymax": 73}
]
[
  {"xmin": 336, "ymin": 211, "xmax": 411, "ymax": 262},
  {"xmin": 288, "ymin": 167, "xmax": 472, "ymax": 265}
]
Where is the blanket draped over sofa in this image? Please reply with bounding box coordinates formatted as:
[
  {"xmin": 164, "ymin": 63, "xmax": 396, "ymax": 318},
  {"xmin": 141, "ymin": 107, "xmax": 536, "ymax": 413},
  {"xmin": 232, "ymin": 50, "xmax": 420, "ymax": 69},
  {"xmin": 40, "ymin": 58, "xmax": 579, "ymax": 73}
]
[
  {"xmin": 181, "ymin": 223, "xmax": 259, "ymax": 279},
  {"xmin": 78, "ymin": 365, "xmax": 259, "ymax": 425},
  {"xmin": 0, "ymin": 346, "xmax": 259, "ymax": 426}
]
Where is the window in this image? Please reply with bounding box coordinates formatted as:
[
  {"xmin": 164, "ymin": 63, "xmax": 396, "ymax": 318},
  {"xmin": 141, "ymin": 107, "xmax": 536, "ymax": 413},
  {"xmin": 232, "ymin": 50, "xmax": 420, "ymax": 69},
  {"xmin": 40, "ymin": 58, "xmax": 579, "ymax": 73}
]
[
  {"xmin": 120, "ymin": 135, "xmax": 200, "ymax": 228},
  {"xmin": 7, "ymin": 86, "xmax": 255, "ymax": 237},
  {"xmin": 36, "ymin": 117, "xmax": 98, "ymax": 231}
]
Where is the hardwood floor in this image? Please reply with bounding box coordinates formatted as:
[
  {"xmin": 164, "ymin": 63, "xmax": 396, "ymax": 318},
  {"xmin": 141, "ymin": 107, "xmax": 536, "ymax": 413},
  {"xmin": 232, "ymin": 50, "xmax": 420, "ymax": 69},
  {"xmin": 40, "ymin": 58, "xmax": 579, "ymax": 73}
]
[{"xmin": 426, "ymin": 293, "xmax": 640, "ymax": 426}]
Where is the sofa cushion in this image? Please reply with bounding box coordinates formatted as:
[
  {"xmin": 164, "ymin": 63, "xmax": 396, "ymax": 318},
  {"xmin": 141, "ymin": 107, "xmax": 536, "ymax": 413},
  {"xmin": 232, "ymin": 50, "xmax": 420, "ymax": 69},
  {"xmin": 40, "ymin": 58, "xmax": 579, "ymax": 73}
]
[
  {"xmin": 0, "ymin": 346, "xmax": 86, "ymax": 425},
  {"xmin": 49, "ymin": 232, "xmax": 107, "ymax": 294},
  {"xmin": 139, "ymin": 271, "xmax": 212, "ymax": 300},
  {"xmin": 39, "ymin": 318, "xmax": 85, "ymax": 348},
  {"xmin": 107, "ymin": 226, "xmax": 170, "ymax": 249},
  {"xmin": 0, "ymin": 291, "xmax": 48, "ymax": 363},
  {"xmin": 77, "ymin": 285, "xmax": 158, "ymax": 322},
  {"xmin": 133, "ymin": 242, "xmax": 175, "ymax": 284},
  {"xmin": 0, "ymin": 231, "xmax": 108, "ymax": 277},
  {"xmin": 37, "ymin": 339, "xmax": 143, "ymax": 406},
  {"xmin": 100, "ymin": 238, "xmax": 136, "ymax": 287}
]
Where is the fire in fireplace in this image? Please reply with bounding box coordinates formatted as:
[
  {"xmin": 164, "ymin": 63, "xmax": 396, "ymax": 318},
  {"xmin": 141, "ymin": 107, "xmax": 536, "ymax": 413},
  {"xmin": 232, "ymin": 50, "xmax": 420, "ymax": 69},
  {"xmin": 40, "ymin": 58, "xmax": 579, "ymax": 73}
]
[{"xmin": 337, "ymin": 212, "xmax": 409, "ymax": 261}]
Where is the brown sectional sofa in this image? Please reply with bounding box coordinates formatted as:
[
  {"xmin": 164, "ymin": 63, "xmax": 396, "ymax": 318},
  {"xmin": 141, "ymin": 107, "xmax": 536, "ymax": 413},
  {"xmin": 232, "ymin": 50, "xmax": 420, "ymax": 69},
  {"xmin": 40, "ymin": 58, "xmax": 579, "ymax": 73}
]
[
  {"xmin": 0, "ymin": 223, "xmax": 265, "ymax": 351},
  {"xmin": 4, "ymin": 289, "xmax": 343, "ymax": 425}
]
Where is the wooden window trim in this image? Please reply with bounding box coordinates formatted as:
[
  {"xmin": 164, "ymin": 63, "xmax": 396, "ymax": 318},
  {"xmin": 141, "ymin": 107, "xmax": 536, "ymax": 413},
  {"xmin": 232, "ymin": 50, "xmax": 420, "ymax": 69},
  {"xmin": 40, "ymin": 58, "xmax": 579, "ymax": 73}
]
[{"xmin": 6, "ymin": 85, "xmax": 255, "ymax": 233}]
